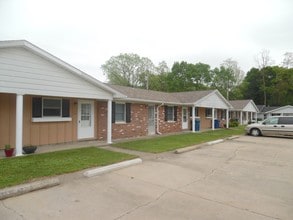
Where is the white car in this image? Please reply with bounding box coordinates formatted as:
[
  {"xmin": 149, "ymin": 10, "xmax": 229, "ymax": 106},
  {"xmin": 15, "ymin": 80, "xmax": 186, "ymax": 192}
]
[{"xmin": 246, "ymin": 116, "xmax": 293, "ymax": 137}]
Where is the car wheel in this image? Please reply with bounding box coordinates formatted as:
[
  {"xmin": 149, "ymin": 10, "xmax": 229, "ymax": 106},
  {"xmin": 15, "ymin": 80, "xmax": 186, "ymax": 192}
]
[{"xmin": 250, "ymin": 128, "xmax": 261, "ymax": 136}]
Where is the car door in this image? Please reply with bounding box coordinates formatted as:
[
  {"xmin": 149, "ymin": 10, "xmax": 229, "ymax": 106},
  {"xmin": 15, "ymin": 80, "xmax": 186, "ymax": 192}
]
[
  {"xmin": 278, "ymin": 117, "xmax": 293, "ymax": 137},
  {"xmin": 261, "ymin": 117, "xmax": 279, "ymax": 136}
]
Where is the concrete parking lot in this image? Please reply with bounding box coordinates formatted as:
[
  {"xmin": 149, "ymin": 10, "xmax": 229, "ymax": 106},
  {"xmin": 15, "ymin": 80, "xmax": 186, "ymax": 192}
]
[{"xmin": 1, "ymin": 136, "xmax": 293, "ymax": 220}]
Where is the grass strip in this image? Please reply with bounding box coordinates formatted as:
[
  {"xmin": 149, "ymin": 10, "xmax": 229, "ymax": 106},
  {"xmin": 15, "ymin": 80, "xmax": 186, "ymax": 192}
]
[
  {"xmin": 0, "ymin": 147, "xmax": 136, "ymax": 189},
  {"xmin": 113, "ymin": 127, "xmax": 245, "ymax": 153}
]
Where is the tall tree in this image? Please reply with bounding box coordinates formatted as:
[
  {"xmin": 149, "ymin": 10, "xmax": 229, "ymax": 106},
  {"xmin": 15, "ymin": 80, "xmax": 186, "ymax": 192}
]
[
  {"xmin": 211, "ymin": 59, "xmax": 244, "ymax": 100},
  {"xmin": 241, "ymin": 68, "xmax": 264, "ymax": 104},
  {"xmin": 165, "ymin": 61, "xmax": 212, "ymax": 92},
  {"xmin": 167, "ymin": 61, "xmax": 193, "ymax": 92},
  {"xmin": 192, "ymin": 62, "xmax": 212, "ymax": 89},
  {"xmin": 272, "ymin": 66, "xmax": 293, "ymax": 105},
  {"xmin": 254, "ymin": 49, "xmax": 274, "ymax": 105},
  {"xmin": 241, "ymin": 66, "xmax": 293, "ymax": 106},
  {"xmin": 220, "ymin": 58, "xmax": 244, "ymax": 100},
  {"xmin": 101, "ymin": 53, "xmax": 156, "ymax": 87},
  {"xmin": 282, "ymin": 52, "xmax": 293, "ymax": 69},
  {"xmin": 211, "ymin": 66, "xmax": 233, "ymax": 99}
]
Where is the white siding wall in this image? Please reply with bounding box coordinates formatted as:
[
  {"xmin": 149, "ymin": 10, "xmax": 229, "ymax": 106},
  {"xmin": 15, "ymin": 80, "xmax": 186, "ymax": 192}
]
[
  {"xmin": 0, "ymin": 48, "xmax": 112, "ymax": 99},
  {"xmin": 243, "ymin": 102, "xmax": 258, "ymax": 112},
  {"xmin": 196, "ymin": 92, "xmax": 230, "ymax": 109},
  {"xmin": 267, "ymin": 106, "xmax": 293, "ymax": 116}
]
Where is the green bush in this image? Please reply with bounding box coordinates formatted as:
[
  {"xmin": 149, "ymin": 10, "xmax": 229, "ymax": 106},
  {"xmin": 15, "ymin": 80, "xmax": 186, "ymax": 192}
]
[{"xmin": 229, "ymin": 119, "xmax": 239, "ymax": 127}]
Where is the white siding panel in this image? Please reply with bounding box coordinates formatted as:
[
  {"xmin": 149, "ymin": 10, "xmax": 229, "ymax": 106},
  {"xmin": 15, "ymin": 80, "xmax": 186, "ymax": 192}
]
[
  {"xmin": 196, "ymin": 93, "xmax": 229, "ymax": 109},
  {"xmin": 272, "ymin": 106, "xmax": 293, "ymax": 114},
  {"xmin": 0, "ymin": 48, "xmax": 112, "ymax": 99},
  {"xmin": 243, "ymin": 102, "xmax": 258, "ymax": 112}
]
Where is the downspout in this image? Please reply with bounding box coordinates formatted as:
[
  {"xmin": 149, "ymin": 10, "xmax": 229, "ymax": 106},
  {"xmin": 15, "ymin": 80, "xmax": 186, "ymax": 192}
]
[{"xmin": 156, "ymin": 103, "xmax": 164, "ymax": 135}]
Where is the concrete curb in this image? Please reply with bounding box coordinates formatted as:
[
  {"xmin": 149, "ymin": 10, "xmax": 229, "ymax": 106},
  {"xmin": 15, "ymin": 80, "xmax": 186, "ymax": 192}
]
[
  {"xmin": 0, "ymin": 178, "xmax": 60, "ymax": 200},
  {"xmin": 83, "ymin": 158, "xmax": 143, "ymax": 178},
  {"xmin": 175, "ymin": 136, "xmax": 241, "ymax": 154},
  {"xmin": 174, "ymin": 144, "xmax": 203, "ymax": 154},
  {"xmin": 226, "ymin": 135, "xmax": 240, "ymax": 140},
  {"xmin": 207, "ymin": 139, "xmax": 224, "ymax": 145}
]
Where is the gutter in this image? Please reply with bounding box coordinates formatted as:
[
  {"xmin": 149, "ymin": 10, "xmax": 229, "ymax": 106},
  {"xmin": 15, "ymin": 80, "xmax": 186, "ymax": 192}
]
[{"xmin": 156, "ymin": 103, "xmax": 164, "ymax": 135}]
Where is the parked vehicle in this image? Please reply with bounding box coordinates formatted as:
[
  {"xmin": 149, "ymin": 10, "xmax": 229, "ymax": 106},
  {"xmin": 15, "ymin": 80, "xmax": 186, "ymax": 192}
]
[{"xmin": 246, "ymin": 116, "xmax": 293, "ymax": 137}]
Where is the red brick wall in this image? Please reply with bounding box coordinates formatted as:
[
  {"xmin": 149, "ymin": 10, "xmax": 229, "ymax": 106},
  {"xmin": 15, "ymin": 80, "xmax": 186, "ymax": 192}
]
[
  {"xmin": 112, "ymin": 103, "xmax": 148, "ymax": 139},
  {"xmin": 158, "ymin": 105, "xmax": 182, "ymax": 134},
  {"xmin": 96, "ymin": 102, "xmax": 228, "ymax": 141},
  {"xmin": 198, "ymin": 107, "xmax": 212, "ymax": 129},
  {"xmin": 96, "ymin": 101, "xmax": 107, "ymax": 140}
]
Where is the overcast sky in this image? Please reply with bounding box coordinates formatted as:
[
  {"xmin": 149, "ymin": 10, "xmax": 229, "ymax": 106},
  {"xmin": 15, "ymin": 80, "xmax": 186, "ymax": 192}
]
[{"xmin": 1, "ymin": 0, "xmax": 292, "ymax": 82}]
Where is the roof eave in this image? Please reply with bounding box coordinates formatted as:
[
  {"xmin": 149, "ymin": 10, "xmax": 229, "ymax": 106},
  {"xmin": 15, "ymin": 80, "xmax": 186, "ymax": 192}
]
[{"xmin": 113, "ymin": 97, "xmax": 182, "ymax": 105}]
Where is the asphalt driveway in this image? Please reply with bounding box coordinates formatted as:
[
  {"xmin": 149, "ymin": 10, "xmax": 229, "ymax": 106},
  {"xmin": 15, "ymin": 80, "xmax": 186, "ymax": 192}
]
[{"xmin": 1, "ymin": 136, "xmax": 293, "ymax": 220}]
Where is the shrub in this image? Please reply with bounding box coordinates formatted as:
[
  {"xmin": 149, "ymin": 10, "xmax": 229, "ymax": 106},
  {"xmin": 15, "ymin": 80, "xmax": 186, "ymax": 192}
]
[{"xmin": 229, "ymin": 119, "xmax": 239, "ymax": 127}]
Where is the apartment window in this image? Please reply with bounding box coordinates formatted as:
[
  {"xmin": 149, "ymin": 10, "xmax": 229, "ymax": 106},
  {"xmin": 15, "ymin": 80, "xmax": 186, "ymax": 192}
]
[
  {"xmin": 32, "ymin": 97, "xmax": 70, "ymax": 122},
  {"xmin": 115, "ymin": 103, "xmax": 126, "ymax": 122},
  {"xmin": 205, "ymin": 108, "xmax": 212, "ymax": 117},
  {"xmin": 43, "ymin": 98, "xmax": 61, "ymax": 116},
  {"xmin": 189, "ymin": 107, "xmax": 198, "ymax": 117},
  {"xmin": 220, "ymin": 110, "xmax": 226, "ymax": 119},
  {"xmin": 165, "ymin": 106, "xmax": 177, "ymax": 121},
  {"xmin": 112, "ymin": 102, "xmax": 131, "ymax": 123}
]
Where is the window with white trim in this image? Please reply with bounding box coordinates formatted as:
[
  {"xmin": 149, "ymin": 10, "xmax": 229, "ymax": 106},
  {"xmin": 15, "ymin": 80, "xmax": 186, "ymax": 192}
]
[
  {"xmin": 167, "ymin": 106, "xmax": 174, "ymax": 121},
  {"xmin": 164, "ymin": 106, "xmax": 177, "ymax": 122},
  {"xmin": 115, "ymin": 103, "xmax": 126, "ymax": 122},
  {"xmin": 112, "ymin": 102, "xmax": 131, "ymax": 123},
  {"xmin": 32, "ymin": 97, "xmax": 71, "ymax": 122}
]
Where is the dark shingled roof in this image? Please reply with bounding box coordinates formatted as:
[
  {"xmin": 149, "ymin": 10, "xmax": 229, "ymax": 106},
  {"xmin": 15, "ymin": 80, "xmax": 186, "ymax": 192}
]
[
  {"xmin": 172, "ymin": 90, "xmax": 215, "ymax": 104},
  {"xmin": 256, "ymin": 105, "xmax": 265, "ymax": 112},
  {"xmin": 262, "ymin": 106, "xmax": 281, "ymax": 113},
  {"xmin": 107, "ymin": 84, "xmax": 216, "ymax": 104}
]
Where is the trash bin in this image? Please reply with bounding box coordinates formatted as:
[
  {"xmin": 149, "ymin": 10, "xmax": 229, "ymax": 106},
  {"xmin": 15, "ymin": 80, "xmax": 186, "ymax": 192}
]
[
  {"xmin": 194, "ymin": 119, "xmax": 200, "ymax": 131},
  {"xmin": 214, "ymin": 119, "xmax": 220, "ymax": 128}
]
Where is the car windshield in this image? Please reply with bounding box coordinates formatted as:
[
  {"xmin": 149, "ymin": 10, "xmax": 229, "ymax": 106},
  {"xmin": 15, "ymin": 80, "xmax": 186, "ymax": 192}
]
[{"xmin": 263, "ymin": 117, "xmax": 278, "ymax": 125}]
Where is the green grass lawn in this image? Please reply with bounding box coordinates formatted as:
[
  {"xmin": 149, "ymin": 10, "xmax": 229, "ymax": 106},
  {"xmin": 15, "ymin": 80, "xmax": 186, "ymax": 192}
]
[
  {"xmin": 0, "ymin": 147, "xmax": 136, "ymax": 189},
  {"xmin": 113, "ymin": 126, "xmax": 245, "ymax": 153}
]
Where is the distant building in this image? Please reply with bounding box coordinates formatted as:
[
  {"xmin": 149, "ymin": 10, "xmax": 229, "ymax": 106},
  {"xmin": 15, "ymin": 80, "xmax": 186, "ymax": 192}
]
[{"xmin": 257, "ymin": 105, "xmax": 293, "ymax": 120}]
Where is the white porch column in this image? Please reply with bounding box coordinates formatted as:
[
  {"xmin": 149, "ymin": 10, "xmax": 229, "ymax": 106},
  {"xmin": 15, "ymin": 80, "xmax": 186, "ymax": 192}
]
[
  {"xmin": 15, "ymin": 94, "xmax": 23, "ymax": 156},
  {"xmin": 226, "ymin": 109, "xmax": 229, "ymax": 128},
  {"xmin": 107, "ymin": 100, "xmax": 112, "ymax": 144},
  {"xmin": 212, "ymin": 108, "xmax": 215, "ymax": 130},
  {"xmin": 250, "ymin": 112, "xmax": 253, "ymax": 122},
  {"xmin": 240, "ymin": 111, "xmax": 243, "ymax": 125},
  {"xmin": 192, "ymin": 106, "xmax": 195, "ymax": 132},
  {"xmin": 246, "ymin": 112, "xmax": 249, "ymax": 124}
]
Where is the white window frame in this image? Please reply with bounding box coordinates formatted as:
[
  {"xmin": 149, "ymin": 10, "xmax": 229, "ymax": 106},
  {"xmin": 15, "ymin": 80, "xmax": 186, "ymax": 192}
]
[
  {"xmin": 115, "ymin": 102, "xmax": 126, "ymax": 123},
  {"xmin": 32, "ymin": 97, "xmax": 72, "ymax": 123},
  {"xmin": 167, "ymin": 106, "xmax": 175, "ymax": 122}
]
